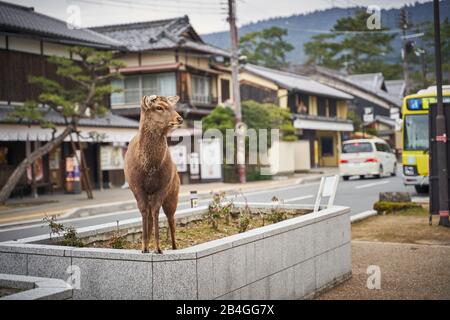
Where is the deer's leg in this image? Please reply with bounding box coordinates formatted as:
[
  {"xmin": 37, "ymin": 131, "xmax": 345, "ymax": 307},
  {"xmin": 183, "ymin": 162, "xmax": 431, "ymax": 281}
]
[
  {"xmin": 152, "ymin": 206, "xmax": 162, "ymax": 254},
  {"xmin": 163, "ymin": 199, "xmax": 178, "ymax": 250},
  {"xmin": 134, "ymin": 189, "xmax": 150, "ymax": 253},
  {"xmin": 147, "ymin": 208, "xmax": 153, "ymax": 249}
]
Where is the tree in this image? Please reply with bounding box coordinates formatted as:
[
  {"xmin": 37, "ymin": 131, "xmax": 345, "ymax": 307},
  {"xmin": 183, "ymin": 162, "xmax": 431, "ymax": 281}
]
[
  {"xmin": 240, "ymin": 26, "xmax": 294, "ymax": 68},
  {"xmin": 0, "ymin": 47, "xmax": 124, "ymax": 203},
  {"xmin": 304, "ymin": 10, "xmax": 402, "ymax": 79}
]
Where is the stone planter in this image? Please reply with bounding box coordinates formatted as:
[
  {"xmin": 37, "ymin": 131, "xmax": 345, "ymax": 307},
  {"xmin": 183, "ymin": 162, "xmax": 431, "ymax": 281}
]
[{"xmin": 0, "ymin": 204, "xmax": 351, "ymax": 300}]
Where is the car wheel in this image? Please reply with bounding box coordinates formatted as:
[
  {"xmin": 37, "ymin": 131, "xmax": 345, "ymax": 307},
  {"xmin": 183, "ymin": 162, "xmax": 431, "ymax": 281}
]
[
  {"xmin": 374, "ymin": 165, "xmax": 383, "ymax": 179},
  {"xmin": 343, "ymin": 176, "xmax": 349, "ymax": 181},
  {"xmin": 391, "ymin": 163, "xmax": 397, "ymax": 176},
  {"xmin": 359, "ymin": 175, "xmax": 365, "ymax": 180},
  {"xmin": 414, "ymin": 185, "xmax": 429, "ymax": 194}
]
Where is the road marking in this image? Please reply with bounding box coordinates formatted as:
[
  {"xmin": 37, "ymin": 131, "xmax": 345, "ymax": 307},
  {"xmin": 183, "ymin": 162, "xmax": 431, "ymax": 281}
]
[
  {"xmin": 0, "ymin": 209, "xmax": 139, "ymax": 233},
  {"xmin": 355, "ymin": 180, "xmax": 390, "ymax": 189},
  {"xmin": 0, "ymin": 182, "xmax": 319, "ymax": 236},
  {"xmin": 284, "ymin": 195, "xmax": 314, "ymax": 202}
]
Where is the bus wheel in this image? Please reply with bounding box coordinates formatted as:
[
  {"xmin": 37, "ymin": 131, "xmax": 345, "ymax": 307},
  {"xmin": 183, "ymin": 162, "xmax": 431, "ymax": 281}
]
[{"xmin": 414, "ymin": 185, "xmax": 429, "ymax": 194}]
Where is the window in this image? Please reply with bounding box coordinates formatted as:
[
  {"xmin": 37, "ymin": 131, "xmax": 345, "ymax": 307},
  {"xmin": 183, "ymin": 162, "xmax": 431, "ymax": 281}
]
[
  {"xmin": 318, "ymin": 97, "xmax": 327, "ymax": 116},
  {"xmin": 192, "ymin": 75, "xmax": 211, "ymax": 104},
  {"xmin": 111, "ymin": 73, "xmax": 176, "ymax": 106},
  {"xmin": 375, "ymin": 143, "xmax": 385, "ymax": 152},
  {"xmin": 321, "ymin": 137, "xmax": 334, "ymax": 157},
  {"xmin": 375, "ymin": 143, "xmax": 391, "ymax": 153},
  {"xmin": 296, "ymin": 94, "xmax": 309, "ymax": 115},
  {"xmin": 328, "ymin": 99, "xmax": 337, "ymax": 117},
  {"xmin": 404, "ymin": 114, "xmax": 428, "ymax": 151},
  {"xmin": 342, "ymin": 142, "xmax": 373, "ymax": 153},
  {"xmin": 221, "ymin": 79, "xmax": 230, "ymax": 102}
]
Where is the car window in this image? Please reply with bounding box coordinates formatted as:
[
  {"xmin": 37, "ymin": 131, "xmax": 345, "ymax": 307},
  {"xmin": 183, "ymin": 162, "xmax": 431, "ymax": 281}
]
[
  {"xmin": 375, "ymin": 143, "xmax": 385, "ymax": 152},
  {"xmin": 342, "ymin": 142, "xmax": 373, "ymax": 153}
]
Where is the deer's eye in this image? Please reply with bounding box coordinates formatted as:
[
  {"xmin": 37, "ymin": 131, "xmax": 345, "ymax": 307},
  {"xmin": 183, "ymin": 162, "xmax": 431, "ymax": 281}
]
[{"xmin": 156, "ymin": 106, "xmax": 164, "ymax": 111}]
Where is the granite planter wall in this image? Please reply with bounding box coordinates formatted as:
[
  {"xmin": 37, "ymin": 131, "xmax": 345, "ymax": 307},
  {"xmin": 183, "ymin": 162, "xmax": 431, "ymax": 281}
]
[{"xmin": 0, "ymin": 204, "xmax": 351, "ymax": 300}]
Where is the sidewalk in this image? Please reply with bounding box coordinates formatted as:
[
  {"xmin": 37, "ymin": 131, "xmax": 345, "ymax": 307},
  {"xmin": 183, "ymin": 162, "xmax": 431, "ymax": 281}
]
[
  {"xmin": 318, "ymin": 241, "xmax": 450, "ymax": 300},
  {"xmin": 0, "ymin": 167, "xmax": 337, "ymax": 225}
]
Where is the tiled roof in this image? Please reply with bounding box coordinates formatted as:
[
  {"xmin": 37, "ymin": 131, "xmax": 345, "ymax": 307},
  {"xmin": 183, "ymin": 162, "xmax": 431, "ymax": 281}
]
[
  {"xmin": 385, "ymin": 80, "xmax": 406, "ymax": 99},
  {"xmin": 242, "ymin": 64, "xmax": 353, "ymax": 100},
  {"xmin": 0, "ymin": 105, "xmax": 139, "ymax": 128},
  {"xmin": 0, "ymin": 1, "xmax": 122, "ymax": 49},
  {"xmin": 91, "ymin": 16, "xmax": 229, "ymax": 56},
  {"xmin": 302, "ymin": 65, "xmax": 402, "ymax": 107},
  {"xmin": 347, "ymin": 73, "xmax": 386, "ymax": 91}
]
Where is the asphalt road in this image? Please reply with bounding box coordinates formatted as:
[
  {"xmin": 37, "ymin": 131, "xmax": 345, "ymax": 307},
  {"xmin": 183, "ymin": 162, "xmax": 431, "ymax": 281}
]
[{"xmin": 0, "ymin": 170, "xmax": 421, "ymax": 242}]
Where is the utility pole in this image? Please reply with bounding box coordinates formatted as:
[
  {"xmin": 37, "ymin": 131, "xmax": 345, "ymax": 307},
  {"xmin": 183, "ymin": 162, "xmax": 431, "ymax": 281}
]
[
  {"xmin": 399, "ymin": 7, "xmax": 410, "ymax": 95},
  {"xmin": 433, "ymin": 0, "xmax": 450, "ymax": 227},
  {"xmin": 228, "ymin": 0, "xmax": 246, "ymax": 183}
]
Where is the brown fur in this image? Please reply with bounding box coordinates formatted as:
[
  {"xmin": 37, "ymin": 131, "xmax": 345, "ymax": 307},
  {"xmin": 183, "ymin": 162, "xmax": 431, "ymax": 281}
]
[{"xmin": 124, "ymin": 95, "xmax": 183, "ymax": 253}]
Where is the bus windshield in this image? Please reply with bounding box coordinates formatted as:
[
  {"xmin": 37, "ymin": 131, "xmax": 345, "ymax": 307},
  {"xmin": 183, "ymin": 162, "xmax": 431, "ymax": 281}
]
[{"xmin": 404, "ymin": 114, "xmax": 428, "ymax": 151}]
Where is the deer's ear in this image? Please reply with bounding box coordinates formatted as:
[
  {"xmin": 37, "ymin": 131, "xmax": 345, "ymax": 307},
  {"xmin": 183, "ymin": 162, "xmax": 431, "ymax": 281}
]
[
  {"xmin": 167, "ymin": 95, "xmax": 179, "ymax": 106},
  {"xmin": 141, "ymin": 95, "xmax": 157, "ymax": 110}
]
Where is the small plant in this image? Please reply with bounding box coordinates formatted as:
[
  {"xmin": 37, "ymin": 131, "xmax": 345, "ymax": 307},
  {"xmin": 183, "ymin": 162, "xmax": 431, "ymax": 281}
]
[
  {"xmin": 42, "ymin": 215, "xmax": 65, "ymax": 238},
  {"xmin": 61, "ymin": 226, "xmax": 84, "ymax": 247},
  {"xmin": 266, "ymin": 207, "xmax": 286, "ymax": 224},
  {"xmin": 206, "ymin": 191, "xmax": 233, "ymax": 230},
  {"xmin": 109, "ymin": 220, "xmax": 129, "ymax": 249},
  {"xmin": 109, "ymin": 234, "xmax": 128, "ymax": 249},
  {"xmin": 237, "ymin": 191, "xmax": 253, "ymax": 233}
]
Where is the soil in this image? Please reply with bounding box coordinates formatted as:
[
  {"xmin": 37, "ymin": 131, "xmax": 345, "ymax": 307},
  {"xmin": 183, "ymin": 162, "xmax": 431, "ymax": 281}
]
[
  {"xmin": 318, "ymin": 206, "xmax": 450, "ymax": 300},
  {"xmin": 0, "ymin": 287, "xmax": 24, "ymax": 298},
  {"xmin": 351, "ymin": 207, "xmax": 450, "ymax": 246},
  {"xmin": 86, "ymin": 208, "xmax": 309, "ymax": 251}
]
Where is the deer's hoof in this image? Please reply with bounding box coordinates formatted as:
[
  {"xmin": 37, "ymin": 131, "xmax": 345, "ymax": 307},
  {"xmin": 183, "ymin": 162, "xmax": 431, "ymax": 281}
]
[
  {"xmin": 154, "ymin": 248, "xmax": 163, "ymax": 254},
  {"xmin": 142, "ymin": 248, "xmax": 149, "ymax": 254}
]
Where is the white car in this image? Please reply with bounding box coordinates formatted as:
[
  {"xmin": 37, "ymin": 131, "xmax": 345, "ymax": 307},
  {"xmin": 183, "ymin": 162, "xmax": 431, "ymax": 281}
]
[{"xmin": 339, "ymin": 139, "xmax": 397, "ymax": 181}]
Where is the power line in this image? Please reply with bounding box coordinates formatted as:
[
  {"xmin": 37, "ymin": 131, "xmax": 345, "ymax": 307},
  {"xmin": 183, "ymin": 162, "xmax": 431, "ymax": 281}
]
[{"xmin": 74, "ymin": 0, "xmax": 228, "ymax": 14}]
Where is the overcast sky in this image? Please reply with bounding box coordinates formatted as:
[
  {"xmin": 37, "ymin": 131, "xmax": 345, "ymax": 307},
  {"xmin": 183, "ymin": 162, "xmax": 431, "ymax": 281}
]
[{"xmin": 7, "ymin": 0, "xmax": 431, "ymax": 33}]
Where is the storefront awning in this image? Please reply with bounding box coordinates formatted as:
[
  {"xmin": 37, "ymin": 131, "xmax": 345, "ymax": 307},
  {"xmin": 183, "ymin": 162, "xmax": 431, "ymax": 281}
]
[
  {"xmin": 0, "ymin": 124, "xmax": 138, "ymax": 143},
  {"xmin": 293, "ymin": 118, "xmax": 354, "ymax": 132}
]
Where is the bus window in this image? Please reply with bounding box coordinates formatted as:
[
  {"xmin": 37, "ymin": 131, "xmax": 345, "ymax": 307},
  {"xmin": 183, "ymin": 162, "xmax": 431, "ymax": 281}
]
[{"xmin": 404, "ymin": 114, "xmax": 428, "ymax": 151}]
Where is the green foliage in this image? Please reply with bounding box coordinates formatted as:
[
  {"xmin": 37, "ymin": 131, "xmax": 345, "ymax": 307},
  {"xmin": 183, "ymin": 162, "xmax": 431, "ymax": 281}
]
[
  {"xmin": 206, "ymin": 192, "xmax": 233, "ymax": 230},
  {"xmin": 304, "ymin": 10, "xmax": 401, "ymax": 79},
  {"xmin": 201, "ymin": 106, "xmax": 235, "ymax": 134},
  {"xmin": 407, "ymin": 18, "xmax": 450, "ymax": 92},
  {"xmin": 109, "ymin": 234, "xmax": 129, "ymax": 249},
  {"xmin": 7, "ymin": 46, "xmax": 124, "ymax": 129},
  {"xmin": 42, "ymin": 215, "xmax": 65, "ymax": 236},
  {"xmin": 240, "ymin": 26, "xmax": 294, "ymax": 68},
  {"xmin": 61, "ymin": 226, "xmax": 84, "ymax": 247},
  {"xmin": 373, "ymin": 201, "xmax": 421, "ymax": 214},
  {"xmin": 347, "ymin": 110, "xmax": 362, "ymax": 132},
  {"xmin": 241, "ymin": 100, "xmax": 297, "ymax": 143}
]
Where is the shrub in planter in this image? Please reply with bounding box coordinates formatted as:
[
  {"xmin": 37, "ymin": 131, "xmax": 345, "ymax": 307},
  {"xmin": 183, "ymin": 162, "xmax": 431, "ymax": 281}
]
[{"xmin": 373, "ymin": 201, "xmax": 421, "ymax": 214}]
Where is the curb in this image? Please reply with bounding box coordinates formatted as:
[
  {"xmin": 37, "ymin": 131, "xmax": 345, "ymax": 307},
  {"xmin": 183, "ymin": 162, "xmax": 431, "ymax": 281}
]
[
  {"xmin": 351, "ymin": 210, "xmax": 377, "ymax": 223},
  {"xmin": 0, "ymin": 173, "xmax": 332, "ymax": 227}
]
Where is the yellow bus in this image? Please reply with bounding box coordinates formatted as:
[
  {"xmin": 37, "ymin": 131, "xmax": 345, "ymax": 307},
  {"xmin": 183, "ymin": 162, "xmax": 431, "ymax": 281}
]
[{"xmin": 402, "ymin": 86, "xmax": 450, "ymax": 194}]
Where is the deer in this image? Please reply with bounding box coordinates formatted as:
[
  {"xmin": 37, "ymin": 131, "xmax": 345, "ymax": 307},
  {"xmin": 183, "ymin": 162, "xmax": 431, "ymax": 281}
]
[{"xmin": 124, "ymin": 95, "xmax": 183, "ymax": 254}]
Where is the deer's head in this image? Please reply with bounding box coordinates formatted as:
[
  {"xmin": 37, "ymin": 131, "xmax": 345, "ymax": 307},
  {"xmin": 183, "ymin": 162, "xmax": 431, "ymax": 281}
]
[{"xmin": 140, "ymin": 95, "xmax": 183, "ymax": 134}]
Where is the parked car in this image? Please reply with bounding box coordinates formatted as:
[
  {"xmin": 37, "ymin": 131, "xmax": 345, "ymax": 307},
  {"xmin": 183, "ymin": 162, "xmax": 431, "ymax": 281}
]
[{"xmin": 339, "ymin": 138, "xmax": 397, "ymax": 181}]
